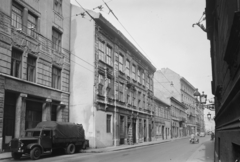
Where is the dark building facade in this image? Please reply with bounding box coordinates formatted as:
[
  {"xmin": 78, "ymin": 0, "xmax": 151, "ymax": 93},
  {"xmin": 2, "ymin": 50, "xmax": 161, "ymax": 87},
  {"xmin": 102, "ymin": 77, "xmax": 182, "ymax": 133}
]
[
  {"xmin": 0, "ymin": 0, "xmax": 71, "ymax": 151},
  {"xmin": 206, "ymin": 0, "xmax": 240, "ymax": 161}
]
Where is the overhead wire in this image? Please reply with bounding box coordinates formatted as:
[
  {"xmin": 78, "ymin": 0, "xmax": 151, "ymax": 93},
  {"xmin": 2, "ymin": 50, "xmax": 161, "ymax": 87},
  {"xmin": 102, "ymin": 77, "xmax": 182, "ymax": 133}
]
[
  {"xmin": 4, "ymin": 3, "xmax": 191, "ymax": 101},
  {"xmin": 73, "ymin": 0, "xmax": 182, "ymax": 99}
]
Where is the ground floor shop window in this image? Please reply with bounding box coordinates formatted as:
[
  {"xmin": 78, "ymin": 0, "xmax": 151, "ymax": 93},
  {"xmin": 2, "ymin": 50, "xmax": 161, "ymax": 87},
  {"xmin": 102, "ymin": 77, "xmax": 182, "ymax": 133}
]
[
  {"xmin": 25, "ymin": 100, "xmax": 42, "ymax": 129},
  {"xmin": 51, "ymin": 104, "xmax": 57, "ymax": 121}
]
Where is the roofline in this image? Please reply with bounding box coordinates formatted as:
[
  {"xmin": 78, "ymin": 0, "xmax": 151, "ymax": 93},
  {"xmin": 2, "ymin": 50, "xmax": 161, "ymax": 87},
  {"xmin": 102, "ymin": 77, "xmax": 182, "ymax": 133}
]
[
  {"xmin": 95, "ymin": 13, "xmax": 156, "ymax": 72},
  {"xmin": 180, "ymin": 77, "xmax": 196, "ymax": 90},
  {"xmin": 154, "ymin": 96, "xmax": 170, "ymax": 107},
  {"xmin": 170, "ymin": 97, "xmax": 186, "ymax": 108}
]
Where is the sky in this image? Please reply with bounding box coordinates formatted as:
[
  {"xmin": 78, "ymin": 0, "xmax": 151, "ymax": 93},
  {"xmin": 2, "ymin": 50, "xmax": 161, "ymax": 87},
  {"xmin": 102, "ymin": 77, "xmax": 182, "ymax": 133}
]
[{"xmin": 70, "ymin": 0, "xmax": 214, "ymax": 116}]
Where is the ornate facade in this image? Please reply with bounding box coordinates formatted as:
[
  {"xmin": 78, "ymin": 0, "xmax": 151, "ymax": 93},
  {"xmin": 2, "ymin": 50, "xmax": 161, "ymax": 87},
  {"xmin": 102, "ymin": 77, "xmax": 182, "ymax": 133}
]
[
  {"xmin": 70, "ymin": 5, "xmax": 156, "ymax": 148},
  {"xmin": 154, "ymin": 68, "xmax": 205, "ymax": 137},
  {"xmin": 0, "ymin": 0, "xmax": 71, "ymax": 151}
]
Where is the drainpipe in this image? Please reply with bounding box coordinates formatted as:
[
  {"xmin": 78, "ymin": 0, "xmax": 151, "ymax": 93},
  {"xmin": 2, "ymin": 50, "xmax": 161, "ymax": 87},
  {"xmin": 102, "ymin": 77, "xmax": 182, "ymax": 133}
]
[{"xmin": 113, "ymin": 63, "xmax": 117, "ymax": 146}]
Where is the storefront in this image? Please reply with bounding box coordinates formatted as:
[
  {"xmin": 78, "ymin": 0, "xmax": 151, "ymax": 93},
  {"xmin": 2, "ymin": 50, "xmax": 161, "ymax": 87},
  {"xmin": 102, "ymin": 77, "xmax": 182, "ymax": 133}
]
[{"xmin": 1, "ymin": 76, "xmax": 69, "ymax": 151}]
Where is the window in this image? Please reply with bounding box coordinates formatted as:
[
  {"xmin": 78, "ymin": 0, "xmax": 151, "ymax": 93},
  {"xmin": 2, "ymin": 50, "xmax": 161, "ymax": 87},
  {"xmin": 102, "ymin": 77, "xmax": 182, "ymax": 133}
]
[
  {"xmin": 138, "ymin": 92, "xmax": 141, "ymax": 109},
  {"xmin": 98, "ymin": 74, "xmax": 104, "ymax": 95},
  {"xmin": 132, "ymin": 65, "xmax": 136, "ymax": 80},
  {"xmin": 114, "ymin": 52, "xmax": 119, "ymax": 69},
  {"xmin": 147, "ymin": 77, "xmax": 150, "ymax": 89},
  {"xmin": 52, "ymin": 28, "xmax": 61, "ymax": 52},
  {"xmin": 127, "ymin": 91, "xmax": 131, "ymax": 104},
  {"xmin": 119, "ymin": 83, "xmax": 124, "ymax": 101},
  {"xmin": 27, "ymin": 13, "xmax": 37, "ymax": 38},
  {"xmin": 11, "ymin": 5, "xmax": 22, "ymax": 29},
  {"xmin": 142, "ymin": 73, "xmax": 145, "ymax": 85},
  {"xmin": 53, "ymin": 0, "xmax": 62, "ymax": 15},
  {"xmin": 106, "ymin": 114, "xmax": 111, "ymax": 133},
  {"xmin": 150, "ymin": 78, "xmax": 153, "ymax": 91},
  {"xmin": 27, "ymin": 56, "xmax": 36, "ymax": 82},
  {"xmin": 11, "ymin": 48, "xmax": 22, "ymax": 78},
  {"xmin": 51, "ymin": 105, "xmax": 57, "ymax": 121},
  {"xmin": 106, "ymin": 78, "xmax": 112, "ymax": 97},
  {"xmin": 52, "ymin": 66, "xmax": 61, "ymax": 89},
  {"xmin": 137, "ymin": 69, "xmax": 141, "ymax": 83},
  {"xmin": 42, "ymin": 130, "xmax": 51, "ymax": 137},
  {"xmin": 106, "ymin": 46, "xmax": 112, "ymax": 65},
  {"xmin": 126, "ymin": 60, "xmax": 130, "ymax": 76},
  {"xmin": 98, "ymin": 40, "xmax": 105, "ymax": 62},
  {"xmin": 133, "ymin": 91, "xmax": 136, "ymax": 106},
  {"xmin": 143, "ymin": 94, "xmax": 145, "ymax": 109},
  {"xmin": 119, "ymin": 54, "xmax": 123, "ymax": 72}
]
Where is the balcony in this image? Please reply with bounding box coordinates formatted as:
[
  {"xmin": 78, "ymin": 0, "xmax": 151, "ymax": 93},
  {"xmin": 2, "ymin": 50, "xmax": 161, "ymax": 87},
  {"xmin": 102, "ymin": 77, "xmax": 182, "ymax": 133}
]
[{"xmin": 180, "ymin": 117, "xmax": 186, "ymax": 122}]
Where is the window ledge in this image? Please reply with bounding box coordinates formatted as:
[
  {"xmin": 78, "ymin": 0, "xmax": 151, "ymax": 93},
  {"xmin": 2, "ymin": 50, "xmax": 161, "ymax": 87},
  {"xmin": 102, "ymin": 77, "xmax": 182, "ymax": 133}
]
[{"xmin": 0, "ymin": 73, "xmax": 69, "ymax": 94}]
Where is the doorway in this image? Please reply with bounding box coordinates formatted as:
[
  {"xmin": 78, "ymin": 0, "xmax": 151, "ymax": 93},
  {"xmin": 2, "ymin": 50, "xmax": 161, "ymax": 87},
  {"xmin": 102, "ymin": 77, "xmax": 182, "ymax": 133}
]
[
  {"xmin": 25, "ymin": 99, "xmax": 42, "ymax": 129},
  {"xmin": 162, "ymin": 126, "xmax": 164, "ymax": 140},
  {"xmin": 166, "ymin": 128, "xmax": 167, "ymax": 139},
  {"xmin": 120, "ymin": 116, "xmax": 125, "ymax": 145},
  {"xmin": 132, "ymin": 118, "xmax": 136, "ymax": 143},
  {"xmin": 2, "ymin": 92, "xmax": 17, "ymax": 151}
]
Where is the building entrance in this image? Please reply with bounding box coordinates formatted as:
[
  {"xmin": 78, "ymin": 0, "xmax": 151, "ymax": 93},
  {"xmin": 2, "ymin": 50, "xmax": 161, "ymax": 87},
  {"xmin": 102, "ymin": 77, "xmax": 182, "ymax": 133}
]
[
  {"xmin": 132, "ymin": 118, "xmax": 136, "ymax": 144},
  {"xmin": 2, "ymin": 92, "xmax": 17, "ymax": 151},
  {"xmin": 120, "ymin": 116, "xmax": 125, "ymax": 145},
  {"xmin": 162, "ymin": 126, "xmax": 164, "ymax": 140},
  {"xmin": 25, "ymin": 99, "xmax": 43, "ymax": 129}
]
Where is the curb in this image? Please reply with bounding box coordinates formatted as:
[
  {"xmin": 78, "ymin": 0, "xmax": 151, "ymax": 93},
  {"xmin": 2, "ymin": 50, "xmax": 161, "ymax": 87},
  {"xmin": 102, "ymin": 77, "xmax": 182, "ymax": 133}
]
[
  {"xmin": 0, "ymin": 137, "xmax": 190, "ymax": 159},
  {"xmin": 82, "ymin": 137, "xmax": 190, "ymax": 153},
  {"xmin": 81, "ymin": 140, "xmax": 172, "ymax": 153}
]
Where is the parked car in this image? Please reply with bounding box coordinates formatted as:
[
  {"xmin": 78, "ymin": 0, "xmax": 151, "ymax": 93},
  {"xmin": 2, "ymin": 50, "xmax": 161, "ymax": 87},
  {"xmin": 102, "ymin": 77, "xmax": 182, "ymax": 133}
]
[
  {"xmin": 199, "ymin": 132, "xmax": 205, "ymax": 137},
  {"xmin": 9, "ymin": 121, "xmax": 89, "ymax": 160}
]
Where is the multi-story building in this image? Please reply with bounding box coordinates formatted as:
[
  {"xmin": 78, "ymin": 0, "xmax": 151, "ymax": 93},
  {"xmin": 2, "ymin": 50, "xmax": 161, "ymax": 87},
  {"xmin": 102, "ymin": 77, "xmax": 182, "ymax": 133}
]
[
  {"xmin": 180, "ymin": 77, "xmax": 198, "ymax": 135},
  {"xmin": 154, "ymin": 68, "xmax": 205, "ymax": 136},
  {"xmin": 153, "ymin": 96, "xmax": 171, "ymax": 141},
  {"xmin": 206, "ymin": 1, "xmax": 240, "ymax": 160},
  {"xmin": 170, "ymin": 97, "xmax": 187, "ymax": 138},
  {"xmin": 195, "ymin": 101, "xmax": 205, "ymax": 133},
  {"xmin": 0, "ymin": 0, "xmax": 71, "ymax": 151},
  {"xmin": 70, "ymin": 5, "xmax": 156, "ymax": 148}
]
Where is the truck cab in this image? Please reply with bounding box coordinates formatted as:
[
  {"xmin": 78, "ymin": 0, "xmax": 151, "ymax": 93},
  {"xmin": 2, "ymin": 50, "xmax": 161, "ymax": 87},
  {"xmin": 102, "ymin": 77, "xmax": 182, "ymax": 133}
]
[{"xmin": 10, "ymin": 128, "xmax": 53, "ymax": 160}]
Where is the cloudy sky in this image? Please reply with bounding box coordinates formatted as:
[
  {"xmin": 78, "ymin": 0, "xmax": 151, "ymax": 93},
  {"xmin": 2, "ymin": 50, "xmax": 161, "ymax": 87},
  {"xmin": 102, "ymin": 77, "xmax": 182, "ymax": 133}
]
[{"xmin": 71, "ymin": 0, "xmax": 214, "ymax": 113}]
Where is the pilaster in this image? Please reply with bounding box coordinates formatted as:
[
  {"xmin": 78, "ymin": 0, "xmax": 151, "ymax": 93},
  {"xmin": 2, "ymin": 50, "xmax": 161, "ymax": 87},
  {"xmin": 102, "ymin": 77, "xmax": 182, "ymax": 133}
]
[
  {"xmin": 42, "ymin": 98, "xmax": 52, "ymax": 121},
  {"xmin": 15, "ymin": 93, "xmax": 27, "ymax": 138}
]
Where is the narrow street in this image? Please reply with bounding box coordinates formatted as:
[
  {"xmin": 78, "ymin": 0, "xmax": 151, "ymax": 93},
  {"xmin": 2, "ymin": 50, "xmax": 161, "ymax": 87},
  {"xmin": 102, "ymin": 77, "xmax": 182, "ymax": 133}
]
[{"xmin": 1, "ymin": 136, "xmax": 214, "ymax": 162}]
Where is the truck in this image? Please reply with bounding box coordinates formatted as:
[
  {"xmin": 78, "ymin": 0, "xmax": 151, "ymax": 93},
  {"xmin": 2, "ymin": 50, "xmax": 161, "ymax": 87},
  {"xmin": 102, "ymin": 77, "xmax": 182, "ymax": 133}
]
[{"xmin": 9, "ymin": 121, "xmax": 89, "ymax": 160}]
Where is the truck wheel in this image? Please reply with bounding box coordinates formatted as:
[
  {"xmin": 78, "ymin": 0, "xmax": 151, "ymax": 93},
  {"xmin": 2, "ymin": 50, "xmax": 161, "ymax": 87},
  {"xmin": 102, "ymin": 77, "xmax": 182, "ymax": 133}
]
[
  {"xmin": 11, "ymin": 152, "xmax": 22, "ymax": 160},
  {"xmin": 82, "ymin": 143, "xmax": 86, "ymax": 150},
  {"xmin": 30, "ymin": 147, "xmax": 41, "ymax": 160},
  {"xmin": 66, "ymin": 143, "xmax": 75, "ymax": 154}
]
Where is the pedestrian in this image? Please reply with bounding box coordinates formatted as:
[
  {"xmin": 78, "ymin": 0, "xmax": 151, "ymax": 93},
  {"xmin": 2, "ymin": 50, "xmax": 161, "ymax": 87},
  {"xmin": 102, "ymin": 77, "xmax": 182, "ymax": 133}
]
[
  {"xmin": 191, "ymin": 133, "xmax": 195, "ymax": 140},
  {"xmin": 211, "ymin": 132, "xmax": 215, "ymax": 140}
]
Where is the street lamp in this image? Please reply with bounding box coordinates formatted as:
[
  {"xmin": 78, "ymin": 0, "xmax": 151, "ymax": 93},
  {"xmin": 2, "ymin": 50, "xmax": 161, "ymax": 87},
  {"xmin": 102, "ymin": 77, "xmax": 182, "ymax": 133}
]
[
  {"xmin": 194, "ymin": 89, "xmax": 207, "ymax": 104},
  {"xmin": 200, "ymin": 92, "xmax": 207, "ymax": 104},
  {"xmin": 207, "ymin": 112, "xmax": 211, "ymax": 120}
]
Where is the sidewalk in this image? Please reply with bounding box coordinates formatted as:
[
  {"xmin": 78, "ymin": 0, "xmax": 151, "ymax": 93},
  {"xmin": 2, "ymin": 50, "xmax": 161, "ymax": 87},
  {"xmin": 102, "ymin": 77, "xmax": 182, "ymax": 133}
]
[
  {"xmin": 0, "ymin": 136, "xmax": 188, "ymax": 160},
  {"xmin": 186, "ymin": 139, "xmax": 215, "ymax": 162}
]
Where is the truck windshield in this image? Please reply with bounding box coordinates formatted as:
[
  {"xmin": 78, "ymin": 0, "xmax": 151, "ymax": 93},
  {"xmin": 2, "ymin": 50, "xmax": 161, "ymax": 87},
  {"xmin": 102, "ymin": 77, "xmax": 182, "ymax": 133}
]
[{"xmin": 26, "ymin": 131, "xmax": 41, "ymax": 137}]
